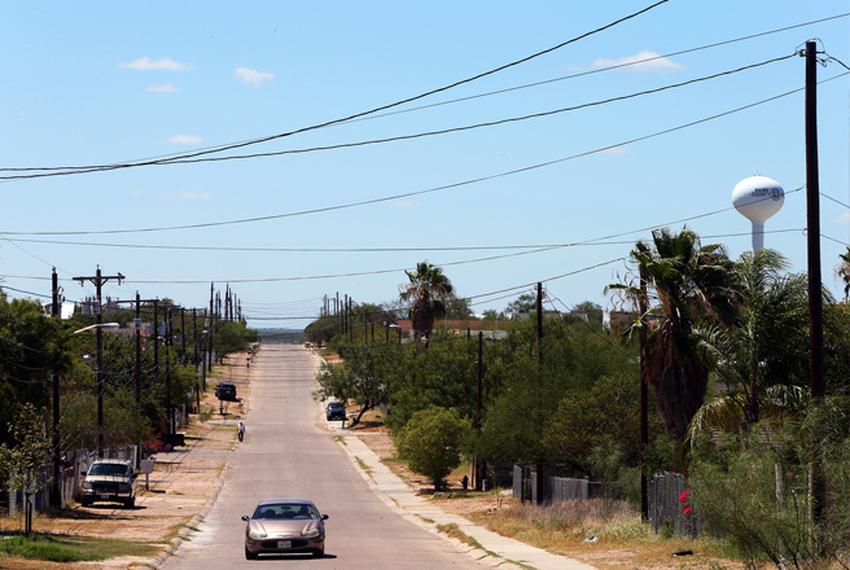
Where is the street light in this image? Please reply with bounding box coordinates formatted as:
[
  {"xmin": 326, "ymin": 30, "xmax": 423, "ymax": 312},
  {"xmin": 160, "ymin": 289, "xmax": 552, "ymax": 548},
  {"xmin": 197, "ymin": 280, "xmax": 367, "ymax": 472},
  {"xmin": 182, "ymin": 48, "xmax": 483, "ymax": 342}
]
[
  {"xmin": 72, "ymin": 322, "xmax": 119, "ymax": 335},
  {"xmin": 72, "ymin": 321, "xmax": 119, "ymax": 457}
]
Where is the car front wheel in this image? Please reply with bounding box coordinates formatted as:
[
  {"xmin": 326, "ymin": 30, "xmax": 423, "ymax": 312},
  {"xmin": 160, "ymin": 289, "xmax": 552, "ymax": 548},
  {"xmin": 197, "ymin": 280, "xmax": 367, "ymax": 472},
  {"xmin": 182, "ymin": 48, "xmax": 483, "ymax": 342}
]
[{"xmin": 245, "ymin": 546, "xmax": 258, "ymax": 560}]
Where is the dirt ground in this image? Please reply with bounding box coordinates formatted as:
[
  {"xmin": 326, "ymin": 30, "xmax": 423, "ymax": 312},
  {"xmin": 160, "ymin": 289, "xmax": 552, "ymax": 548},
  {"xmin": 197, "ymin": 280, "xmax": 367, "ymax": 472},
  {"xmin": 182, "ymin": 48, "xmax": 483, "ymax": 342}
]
[
  {"xmin": 0, "ymin": 351, "xmax": 254, "ymax": 570},
  {"xmin": 350, "ymin": 408, "xmax": 743, "ymax": 570}
]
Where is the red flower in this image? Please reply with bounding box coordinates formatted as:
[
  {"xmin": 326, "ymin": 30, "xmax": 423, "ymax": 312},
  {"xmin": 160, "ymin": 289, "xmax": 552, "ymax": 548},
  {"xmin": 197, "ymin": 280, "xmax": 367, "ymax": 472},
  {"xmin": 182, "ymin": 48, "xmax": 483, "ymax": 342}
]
[
  {"xmin": 683, "ymin": 505, "xmax": 693, "ymax": 515},
  {"xmin": 679, "ymin": 490, "xmax": 689, "ymax": 503}
]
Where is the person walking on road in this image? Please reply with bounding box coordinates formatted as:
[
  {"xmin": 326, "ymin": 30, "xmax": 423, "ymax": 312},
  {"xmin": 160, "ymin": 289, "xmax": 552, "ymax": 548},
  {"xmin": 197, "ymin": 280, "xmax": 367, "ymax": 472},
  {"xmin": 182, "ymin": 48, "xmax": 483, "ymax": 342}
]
[{"xmin": 237, "ymin": 420, "xmax": 245, "ymax": 442}]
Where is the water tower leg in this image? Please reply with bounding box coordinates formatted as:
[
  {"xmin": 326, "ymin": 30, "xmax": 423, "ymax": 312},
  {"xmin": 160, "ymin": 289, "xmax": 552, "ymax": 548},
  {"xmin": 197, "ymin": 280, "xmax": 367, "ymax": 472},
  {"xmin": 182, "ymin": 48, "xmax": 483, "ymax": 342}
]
[{"xmin": 752, "ymin": 222, "xmax": 765, "ymax": 251}]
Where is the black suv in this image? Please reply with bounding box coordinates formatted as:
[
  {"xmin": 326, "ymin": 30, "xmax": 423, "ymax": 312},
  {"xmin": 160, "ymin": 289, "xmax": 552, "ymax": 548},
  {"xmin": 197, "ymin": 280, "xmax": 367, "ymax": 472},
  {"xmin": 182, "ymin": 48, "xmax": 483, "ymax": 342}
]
[
  {"xmin": 215, "ymin": 381, "xmax": 238, "ymax": 401},
  {"xmin": 326, "ymin": 401, "xmax": 346, "ymax": 421}
]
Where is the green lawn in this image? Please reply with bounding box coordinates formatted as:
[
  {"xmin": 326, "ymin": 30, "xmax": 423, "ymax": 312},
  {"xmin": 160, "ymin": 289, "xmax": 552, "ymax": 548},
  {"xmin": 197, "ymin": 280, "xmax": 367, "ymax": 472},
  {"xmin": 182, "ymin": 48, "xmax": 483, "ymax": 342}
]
[{"xmin": 0, "ymin": 534, "xmax": 157, "ymax": 563}]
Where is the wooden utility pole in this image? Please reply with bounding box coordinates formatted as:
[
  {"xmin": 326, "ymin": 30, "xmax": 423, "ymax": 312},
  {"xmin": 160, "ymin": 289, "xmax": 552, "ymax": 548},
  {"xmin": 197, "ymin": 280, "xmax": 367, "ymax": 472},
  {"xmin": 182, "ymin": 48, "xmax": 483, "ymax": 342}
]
[
  {"xmin": 805, "ymin": 39, "xmax": 826, "ymax": 529},
  {"xmin": 536, "ymin": 282, "xmax": 544, "ymax": 364},
  {"xmin": 134, "ymin": 293, "xmax": 142, "ymax": 404},
  {"xmin": 180, "ymin": 308, "xmax": 186, "ymax": 362},
  {"xmin": 208, "ymin": 283, "xmax": 215, "ymax": 372},
  {"xmin": 50, "ymin": 268, "xmax": 62, "ymax": 508},
  {"xmin": 475, "ymin": 331, "xmax": 484, "ymax": 491},
  {"xmin": 165, "ymin": 308, "xmax": 174, "ymax": 435},
  {"xmin": 638, "ymin": 266, "xmax": 650, "ymax": 521},
  {"xmin": 72, "ymin": 267, "xmax": 124, "ymax": 457},
  {"xmin": 192, "ymin": 308, "xmax": 198, "ymax": 366}
]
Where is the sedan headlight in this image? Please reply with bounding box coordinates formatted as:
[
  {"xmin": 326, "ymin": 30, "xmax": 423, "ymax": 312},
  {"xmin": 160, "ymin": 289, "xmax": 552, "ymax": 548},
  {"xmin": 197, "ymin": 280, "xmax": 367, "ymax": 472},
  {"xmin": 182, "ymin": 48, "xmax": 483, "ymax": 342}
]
[
  {"xmin": 301, "ymin": 522, "xmax": 321, "ymax": 538},
  {"xmin": 248, "ymin": 522, "xmax": 267, "ymax": 540},
  {"xmin": 81, "ymin": 481, "xmax": 93, "ymax": 491}
]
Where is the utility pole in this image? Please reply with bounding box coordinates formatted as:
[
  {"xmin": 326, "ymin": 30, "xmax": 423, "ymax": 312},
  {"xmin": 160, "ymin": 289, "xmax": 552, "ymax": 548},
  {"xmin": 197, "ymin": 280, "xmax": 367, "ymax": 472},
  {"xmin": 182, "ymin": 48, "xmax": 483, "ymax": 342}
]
[
  {"xmin": 804, "ymin": 39, "xmax": 826, "ymax": 530},
  {"xmin": 165, "ymin": 308, "xmax": 173, "ymax": 435},
  {"xmin": 50, "ymin": 268, "xmax": 62, "ymax": 508},
  {"xmin": 475, "ymin": 331, "xmax": 484, "ymax": 491},
  {"xmin": 192, "ymin": 308, "xmax": 198, "ymax": 366},
  {"xmin": 151, "ymin": 299, "xmax": 160, "ymax": 390},
  {"xmin": 363, "ymin": 311, "xmax": 368, "ymax": 345},
  {"xmin": 208, "ymin": 283, "xmax": 215, "ymax": 373},
  {"xmin": 536, "ymin": 282, "xmax": 544, "ymax": 365},
  {"xmin": 348, "ymin": 297, "xmax": 353, "ymax": 343},
  {"xmin": 180, "ymin": 308, "xmax": 186, "ymax": 362},
  {"xmin": 72, "ymin": 267, "xmax": 124, "ymax": 458},
  {"xmin": 638, "ymin": 266, "xmax": 650, "ymax": 522},
  {"xmin": 134, "ymin": 292, "xmax": 142, "ymax": 404}
]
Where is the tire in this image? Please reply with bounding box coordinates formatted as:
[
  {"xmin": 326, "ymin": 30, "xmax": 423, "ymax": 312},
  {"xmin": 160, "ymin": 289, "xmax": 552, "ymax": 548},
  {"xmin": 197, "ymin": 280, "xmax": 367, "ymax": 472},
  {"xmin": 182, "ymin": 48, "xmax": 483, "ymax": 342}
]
[
  {"xmin": 80, "ymin": 499, "xmax": 91, "ymax": 507},
  {"xmin": 245, "ymin": 546, "xmax": 258, "ymax": 560},
  {"xmin": 125, "ymin": 496, "xmax": 135, "ymax": 508},
  {"xmin": 312, "ymin": 546, "xmax": 325, "ymax": 558}
]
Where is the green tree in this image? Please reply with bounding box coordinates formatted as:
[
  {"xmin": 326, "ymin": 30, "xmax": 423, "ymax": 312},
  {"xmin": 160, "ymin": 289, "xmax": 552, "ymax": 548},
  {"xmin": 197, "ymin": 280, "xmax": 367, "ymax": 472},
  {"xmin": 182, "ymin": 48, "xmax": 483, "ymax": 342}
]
[
  {"xmin": 542, "ymin": 373, "xmax": 640, "ymax": 479},
  {"xmin": 618, "ymin": 227, "xmax": 741, "ymax": 441},
  {"xmin": 689, "ymin": 249, "xmax": 809, "ymax": 438},
  {"xmin": 505, "ymin": 291, "xmax": 536, "ymax": 316},
  {"xmin": 836, "ymin": 246, "xmax": 850, "ymax": 303},
  {"xmin": 314, "ymin": 346, "xmax": 391, "ymax": 426},
  {"xmin": 397, "ymin": 407, "xmax": 471, "ymax": 490},
  {"xmin": 399, "ymin": 262, "xmax": 454, "ymax": 345},
  {"xmin": 0, "ymin": 403, "xmax": 51, "ymax": 536}
]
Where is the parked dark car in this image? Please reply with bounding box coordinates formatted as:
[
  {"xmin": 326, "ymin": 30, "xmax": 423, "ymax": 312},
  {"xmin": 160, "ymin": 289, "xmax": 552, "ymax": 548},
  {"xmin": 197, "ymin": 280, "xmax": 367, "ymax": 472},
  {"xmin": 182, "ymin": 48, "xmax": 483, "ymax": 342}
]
[
  {"xmin": 326, "ymin": 401, "xmax": 346, "ymax": 421},
  {"xmin": 215, "ymin": 381, "xmax": 238, "ymax": 402}
]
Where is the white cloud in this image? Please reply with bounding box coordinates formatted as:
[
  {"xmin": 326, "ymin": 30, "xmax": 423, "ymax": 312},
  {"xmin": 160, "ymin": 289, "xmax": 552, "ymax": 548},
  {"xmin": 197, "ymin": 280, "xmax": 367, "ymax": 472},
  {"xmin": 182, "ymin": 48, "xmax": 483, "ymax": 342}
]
[
  {"xmin": 168, "ymin": 134, "xmax": 203, "ymax": 145},
  {"xmin": 234, "ymin": 66, "xmax": 274, "ymax": 86},
  {"xmin": 120, "ymin": 57, "xmax": 189, "ymax": 71},
  {"xmin": 836, "ymin": 211, "xmax": 850, "ymax": 224},
  {"xmin": 593, "ymin": 50, "xmax": 682, "ymax": 71},
  {"xmin": 146, "ymin": 83, "xmax": 177, "ymax": 93},
  {"xmin": 176, "ymin": 191, "xmax": 213, "ymax": 201}
]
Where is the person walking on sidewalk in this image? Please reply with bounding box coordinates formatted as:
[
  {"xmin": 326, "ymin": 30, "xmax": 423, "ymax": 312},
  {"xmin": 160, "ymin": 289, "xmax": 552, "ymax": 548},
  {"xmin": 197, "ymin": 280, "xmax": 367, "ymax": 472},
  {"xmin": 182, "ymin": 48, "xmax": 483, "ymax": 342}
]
[{"xmin": 237, "ymin": 420, "xmax": 245, "ymax": 442}]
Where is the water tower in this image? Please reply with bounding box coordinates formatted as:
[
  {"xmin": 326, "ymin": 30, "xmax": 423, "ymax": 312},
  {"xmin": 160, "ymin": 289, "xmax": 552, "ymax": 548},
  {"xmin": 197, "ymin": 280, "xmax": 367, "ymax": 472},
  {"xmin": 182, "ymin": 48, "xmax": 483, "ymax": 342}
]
[{"xmin": 732, "ymin": 175, "xmax": 784, "ymax": 251}]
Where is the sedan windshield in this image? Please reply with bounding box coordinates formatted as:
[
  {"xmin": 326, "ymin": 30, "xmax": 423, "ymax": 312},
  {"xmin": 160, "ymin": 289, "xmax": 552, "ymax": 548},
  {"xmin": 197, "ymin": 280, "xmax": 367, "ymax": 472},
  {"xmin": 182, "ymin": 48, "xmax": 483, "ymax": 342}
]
[
  {"xmin": 89, "ymin": 464, "xmax": 129, "ymax": 476},
  {"xmin": 253, "ymin": 503, "xmax": 319, "ymax": 520}
]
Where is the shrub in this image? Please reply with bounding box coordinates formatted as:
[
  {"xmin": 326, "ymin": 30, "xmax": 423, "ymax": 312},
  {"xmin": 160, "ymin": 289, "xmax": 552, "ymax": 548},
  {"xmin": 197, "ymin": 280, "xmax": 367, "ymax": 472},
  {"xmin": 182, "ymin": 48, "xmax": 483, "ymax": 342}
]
[{"xmin": 396, "ymin": 407, "xmax": 471, "ymax": 490}]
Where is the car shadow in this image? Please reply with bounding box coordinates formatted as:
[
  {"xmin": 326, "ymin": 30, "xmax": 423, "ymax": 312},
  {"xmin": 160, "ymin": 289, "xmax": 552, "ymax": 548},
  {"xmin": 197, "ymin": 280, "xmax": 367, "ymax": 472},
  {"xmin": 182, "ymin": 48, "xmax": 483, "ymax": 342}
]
[{"xmin": 255, "ymin": 554, "xmax": 338, "ymax": 561}]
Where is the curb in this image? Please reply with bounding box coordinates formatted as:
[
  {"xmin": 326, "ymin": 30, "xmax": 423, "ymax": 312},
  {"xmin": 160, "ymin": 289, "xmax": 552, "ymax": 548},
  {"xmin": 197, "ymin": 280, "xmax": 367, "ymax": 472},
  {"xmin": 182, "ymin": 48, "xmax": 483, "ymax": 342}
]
[
  {"xmin": 332, "ymin": 435, "xmax": 529, "ymax": 569},
  {"xmin": 143, "ymin": 460, "xmax": 229, "ymax": 569}
]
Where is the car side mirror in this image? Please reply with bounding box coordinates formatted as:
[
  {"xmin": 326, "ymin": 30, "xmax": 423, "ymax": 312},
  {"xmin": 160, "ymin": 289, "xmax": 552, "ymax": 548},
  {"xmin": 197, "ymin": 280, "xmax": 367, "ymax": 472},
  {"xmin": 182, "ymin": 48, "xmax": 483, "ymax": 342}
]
[
  {"xmin": 80, "ymin": 470, "xmax": 86, "ymax": 477},
  {"xmin": 241, "ymin": 515, "xmax": 250, "ymax": 522},
  {"xmin": 321, "ymin": 514, "xmax": 329, "ymax": 521}
]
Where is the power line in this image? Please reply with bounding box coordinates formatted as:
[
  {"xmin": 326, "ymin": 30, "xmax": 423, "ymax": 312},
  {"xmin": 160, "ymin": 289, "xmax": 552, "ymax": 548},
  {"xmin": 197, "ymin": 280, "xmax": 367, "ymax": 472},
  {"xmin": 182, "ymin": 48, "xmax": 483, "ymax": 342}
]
[
  {"xmin": 0, "ymin": 1, "xmax": 669, "ymax": 179},
  {"xmin": 3, "ymin": 10, "xmax": 846, "ymax": 178},
  {"xmin": 338, "ymin": 12, "xmax": 850, "ymax": 126},
  {"xmin": 0, "ymin": 52, "xmax": 796, "ymax": 179},
  {"xmin": 0, "ymin": 192, "xmax": 807, "ymax": 287},
  {"xmin": 4, "ymin": 74, "xmax": 844, "ymax": 238}
]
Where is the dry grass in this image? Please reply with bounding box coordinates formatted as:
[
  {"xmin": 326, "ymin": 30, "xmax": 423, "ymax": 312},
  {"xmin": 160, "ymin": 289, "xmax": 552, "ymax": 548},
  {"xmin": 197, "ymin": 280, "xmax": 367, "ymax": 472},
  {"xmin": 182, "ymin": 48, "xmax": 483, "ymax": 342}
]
[{"xmin": 474, "ymin": 499, "xmax": 744, "ymax": 570}]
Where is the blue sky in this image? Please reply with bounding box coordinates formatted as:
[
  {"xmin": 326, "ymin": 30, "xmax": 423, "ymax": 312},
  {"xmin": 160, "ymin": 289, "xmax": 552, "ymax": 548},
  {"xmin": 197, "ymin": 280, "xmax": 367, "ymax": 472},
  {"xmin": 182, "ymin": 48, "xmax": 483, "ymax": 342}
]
[{"xmin": 0, "ymin": 1, "xmax": 848, "ymax": 327}]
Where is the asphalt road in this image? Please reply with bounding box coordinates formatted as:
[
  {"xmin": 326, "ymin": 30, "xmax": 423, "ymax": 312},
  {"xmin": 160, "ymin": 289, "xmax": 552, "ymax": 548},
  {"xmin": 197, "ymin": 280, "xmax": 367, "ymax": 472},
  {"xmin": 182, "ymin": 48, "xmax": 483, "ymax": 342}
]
[{"xmin": 164, "ymin": 342, "xmax": 480, "ymax": 569}]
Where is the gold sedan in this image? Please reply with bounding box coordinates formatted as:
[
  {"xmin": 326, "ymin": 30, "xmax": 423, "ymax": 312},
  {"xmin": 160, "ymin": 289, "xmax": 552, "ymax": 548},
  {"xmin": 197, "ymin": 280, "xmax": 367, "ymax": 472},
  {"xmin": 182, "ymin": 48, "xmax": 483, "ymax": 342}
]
[{"xmin": 242, "ymin": 498, "xmax": 328, "ymax": 559}]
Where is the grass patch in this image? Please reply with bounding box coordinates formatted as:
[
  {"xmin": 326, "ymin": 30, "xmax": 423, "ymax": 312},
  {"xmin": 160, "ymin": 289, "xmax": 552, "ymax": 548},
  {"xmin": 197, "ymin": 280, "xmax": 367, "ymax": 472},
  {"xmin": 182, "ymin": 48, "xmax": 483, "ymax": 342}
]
[
  {"xmin": 333, "ymin": 435, "xmax": 347, "ymax": 446},
  {"xmin": 0, "ymin": 534, "xmax": 156, "ymax": 563},
  {"xmin": 435, "ymin": 524, "xmax": 533, "ymax": 569},
  {"xmin": 355, "ymin": 456, "xmax": 373, "ymax": 477},
  {"xmin": 417, "ymin": 515, "xmax": 435, "ymax": 524}
]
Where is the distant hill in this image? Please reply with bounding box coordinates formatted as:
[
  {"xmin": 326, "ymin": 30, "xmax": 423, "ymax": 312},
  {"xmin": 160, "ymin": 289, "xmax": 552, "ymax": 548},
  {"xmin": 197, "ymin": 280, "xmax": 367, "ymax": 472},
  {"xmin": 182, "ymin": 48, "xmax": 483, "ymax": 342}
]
[{"xmin": 257, "ymin": 328, "xmax": 304, "ymax": 343}]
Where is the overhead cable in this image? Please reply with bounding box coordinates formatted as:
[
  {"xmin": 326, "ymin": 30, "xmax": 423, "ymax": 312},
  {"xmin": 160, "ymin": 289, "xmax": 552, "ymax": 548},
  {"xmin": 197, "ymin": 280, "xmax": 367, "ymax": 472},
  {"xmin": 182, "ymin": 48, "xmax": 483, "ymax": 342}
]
[
  {"xmin": 4, "ymin": 73, "xmax": 846, "ymax": 237},
  {"xmin": 0, "ymin": 0, "xmax": 669, "ymax": 179}
]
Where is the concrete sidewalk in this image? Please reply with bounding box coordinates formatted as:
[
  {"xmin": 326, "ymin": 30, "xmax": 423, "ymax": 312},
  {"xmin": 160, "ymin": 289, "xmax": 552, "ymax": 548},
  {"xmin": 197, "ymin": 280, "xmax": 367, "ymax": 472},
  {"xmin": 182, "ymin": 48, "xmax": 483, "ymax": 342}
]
[{"xmin": 335, "ymin": 434, "xmax": 595, "ymax": 570}]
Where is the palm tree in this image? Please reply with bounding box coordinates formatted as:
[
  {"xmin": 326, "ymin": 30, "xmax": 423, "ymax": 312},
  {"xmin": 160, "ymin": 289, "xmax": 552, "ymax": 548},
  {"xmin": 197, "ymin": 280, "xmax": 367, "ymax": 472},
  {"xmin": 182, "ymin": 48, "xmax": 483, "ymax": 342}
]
[
  {"xmin": 836, "ymin": 246, "xmax": 850, "ymax": 303},
  {"xmin": 626, "ymin": 227, "xmax": 741, "ymax": 441},
  {"xmin": 689, "ymin": 249, "xmax": 809, "ymax": 441},
  {"xmin": 399, "ymin": 262, "xmax": 454, "ymax": 345}
]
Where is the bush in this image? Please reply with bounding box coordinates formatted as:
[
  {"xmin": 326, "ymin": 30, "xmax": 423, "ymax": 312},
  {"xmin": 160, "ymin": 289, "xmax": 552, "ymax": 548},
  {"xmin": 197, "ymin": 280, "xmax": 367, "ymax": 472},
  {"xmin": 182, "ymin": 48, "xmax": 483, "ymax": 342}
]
[
  {"xmin": 689, "ymin": 407, "xmax": 850, "ymax": 568},
  {"xmin": 396, "ymin": 407, "xmax": 471, "ymax": 490}
]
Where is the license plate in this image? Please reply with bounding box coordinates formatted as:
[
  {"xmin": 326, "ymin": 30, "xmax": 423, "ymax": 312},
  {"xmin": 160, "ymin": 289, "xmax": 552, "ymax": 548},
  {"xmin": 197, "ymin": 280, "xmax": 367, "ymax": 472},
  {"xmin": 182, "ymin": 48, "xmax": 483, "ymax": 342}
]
[
  {"xmin": 276, "ymin": 540, "xmax": 292, "ymax": 549},
  {"xmin": 98, "ymin": 494, "xmax": 112, "ymax": 499}
]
